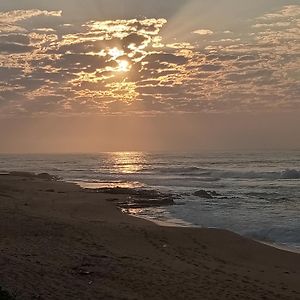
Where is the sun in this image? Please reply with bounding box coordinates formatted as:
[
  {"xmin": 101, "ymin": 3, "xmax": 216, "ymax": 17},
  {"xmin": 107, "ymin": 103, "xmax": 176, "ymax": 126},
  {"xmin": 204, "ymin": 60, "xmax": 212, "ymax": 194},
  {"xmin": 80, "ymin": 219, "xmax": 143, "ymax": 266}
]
[
  {"xmin": 105, "ymin": 47, "xmax": 131, "ymax": 72},
  {"xmin": 117, "ymin": 60, "xmax": 130, "ymax": 72}
]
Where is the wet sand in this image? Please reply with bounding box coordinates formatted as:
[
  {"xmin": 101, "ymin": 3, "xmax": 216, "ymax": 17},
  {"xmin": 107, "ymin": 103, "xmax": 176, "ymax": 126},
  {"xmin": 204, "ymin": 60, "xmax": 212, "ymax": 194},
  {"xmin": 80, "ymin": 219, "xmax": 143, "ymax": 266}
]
[{"xmin": 0, "ymin": 173, "xmax": 299, "ymax": 300}]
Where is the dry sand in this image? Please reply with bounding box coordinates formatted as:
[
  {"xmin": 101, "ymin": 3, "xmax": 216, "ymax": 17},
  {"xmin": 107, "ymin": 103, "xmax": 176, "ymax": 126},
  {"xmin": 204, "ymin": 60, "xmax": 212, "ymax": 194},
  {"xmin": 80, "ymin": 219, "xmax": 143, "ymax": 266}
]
[{"xmin": 0, "ymin": 173, "xmax": 299, "ymax": 300}]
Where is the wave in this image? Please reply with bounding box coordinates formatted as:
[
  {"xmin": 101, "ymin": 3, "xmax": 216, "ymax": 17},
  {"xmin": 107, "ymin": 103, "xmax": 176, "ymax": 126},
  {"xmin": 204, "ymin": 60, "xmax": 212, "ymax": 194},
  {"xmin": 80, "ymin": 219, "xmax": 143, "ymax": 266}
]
[
  {"xmin": 217, "ymin": 169, "xmax": 300, "ymax": 180},
  {"xmin": 182, "ymin": 168, "xmax": 299, "ymax": 180},
  {"xmin": 244, "ymin": 227, "xmax": 300, "ymax": 245},
  {"xmin": 151, "ymin": 166, "xmax": 206, "ymax": 174},
  {"xmin": 146, "ymin": 167, "xmax": 300, "ymax": 180}
]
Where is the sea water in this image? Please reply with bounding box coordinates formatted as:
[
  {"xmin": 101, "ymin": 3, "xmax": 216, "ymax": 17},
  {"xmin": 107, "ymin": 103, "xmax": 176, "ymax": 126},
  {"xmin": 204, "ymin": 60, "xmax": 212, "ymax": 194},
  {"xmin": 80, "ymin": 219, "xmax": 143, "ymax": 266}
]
[{"xmin": 0, "ymin": 151, "xmax": 299, "ymax": 250}]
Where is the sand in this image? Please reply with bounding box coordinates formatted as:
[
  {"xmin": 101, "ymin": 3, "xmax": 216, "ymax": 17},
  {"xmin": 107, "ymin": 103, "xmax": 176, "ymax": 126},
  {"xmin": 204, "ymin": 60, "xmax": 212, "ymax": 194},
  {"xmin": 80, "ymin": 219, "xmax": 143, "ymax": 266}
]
[{"xmin": 0, "ymin": 173, "xmax": 299, "ymax": 300}]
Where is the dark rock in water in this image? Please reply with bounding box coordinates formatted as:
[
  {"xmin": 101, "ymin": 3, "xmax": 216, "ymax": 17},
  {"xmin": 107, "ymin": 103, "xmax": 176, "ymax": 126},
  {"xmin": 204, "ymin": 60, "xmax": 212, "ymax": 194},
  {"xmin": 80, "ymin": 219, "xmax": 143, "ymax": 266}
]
[
  {"xmin": 209, "ymin": 191, "xmax": 221, "ymax": 197},
  {"xmin": 193, "ymin": 189, "xmax": 222, "ymax": 198},
  {"xmin": 194, "ymin": 190, "xmax": 213, "ymax": 199},
  {"xmin": 94, "ymin": 187, "xmax": 177, "ymax": 209},
  {"xmin": 117, "ymin": 197, "xmax": 174, "ymax": 209},
  {"xmin": 94, "ymin": 187, "xmax": 164, "ymax": 199},
  {"xmin": 37, "ymin": 173, "xmax": 60, "ymax": 181}
]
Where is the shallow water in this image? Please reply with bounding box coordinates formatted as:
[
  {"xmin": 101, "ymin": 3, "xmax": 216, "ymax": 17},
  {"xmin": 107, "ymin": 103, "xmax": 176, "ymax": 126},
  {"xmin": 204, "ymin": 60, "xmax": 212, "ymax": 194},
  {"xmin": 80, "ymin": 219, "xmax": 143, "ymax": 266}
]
[{"xmin": 0, "ymin": 151, "xmax": 299, "ymax": 250}]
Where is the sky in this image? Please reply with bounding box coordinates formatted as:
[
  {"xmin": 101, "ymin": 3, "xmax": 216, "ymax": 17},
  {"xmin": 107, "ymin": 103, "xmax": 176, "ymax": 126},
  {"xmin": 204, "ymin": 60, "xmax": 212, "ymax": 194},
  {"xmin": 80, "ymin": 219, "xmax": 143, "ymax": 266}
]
[{"xmin": 0, "ymin": 0, "xmax": 299, "ymax": 152}]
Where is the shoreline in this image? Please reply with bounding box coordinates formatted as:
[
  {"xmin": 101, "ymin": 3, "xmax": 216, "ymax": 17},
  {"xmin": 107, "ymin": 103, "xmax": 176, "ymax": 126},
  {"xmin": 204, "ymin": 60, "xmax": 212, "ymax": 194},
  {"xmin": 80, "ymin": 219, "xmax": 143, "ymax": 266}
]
[
  {"xmin": 258, "ymin": 241, "xmax": 300, "ymax": 255},
  {"xmin": 3, "ymin": 172, "xmax": 300, "ymax": 253},
  {"xmin": 0, "ymin": 172, "xmax": 300, "ymax": 299},
  {"xmin": 76, "ymin": 180, "xmax": 300, "ymax": 255},
  {"xmin": 130, "ymin": 213, "xmax": 300, "ymax": 255}
]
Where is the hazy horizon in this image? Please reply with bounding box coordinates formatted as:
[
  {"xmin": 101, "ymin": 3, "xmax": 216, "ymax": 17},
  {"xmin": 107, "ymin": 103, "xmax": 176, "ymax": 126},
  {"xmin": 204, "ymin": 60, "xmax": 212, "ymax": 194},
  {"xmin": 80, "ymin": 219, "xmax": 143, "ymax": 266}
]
[{"xmin": 1, "ymin": 112, "xmax": 300, "ymax": 153}]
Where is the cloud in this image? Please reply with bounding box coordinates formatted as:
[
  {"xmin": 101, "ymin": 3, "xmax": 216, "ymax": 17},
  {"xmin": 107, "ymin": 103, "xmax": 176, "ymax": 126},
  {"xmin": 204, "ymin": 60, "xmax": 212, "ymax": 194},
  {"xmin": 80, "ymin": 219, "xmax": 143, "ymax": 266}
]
[
  {"xmin": 200, "ymin": 64, "xmax": 222, "ymax": 72},
  {"xmin": 0, "ymin": 33, "xmax": 30, "ymax": 44},
  {"xmin": 0, "ymin": 5, "xmax": 299, "ymax": 116},
  {"xmin": 0, "ymin": 9, "xmax": 62, "ymax": 33},
  {"xmin": 193, "ymin": 29, "xmax": 213, "ymax": 35},
  {"xmin": 0, "ymin": 9, "xmax": 61, "ymax": 23},
  {"xmin": 0, "ymin": 43, "xmax": 36, "ymax": 53}
]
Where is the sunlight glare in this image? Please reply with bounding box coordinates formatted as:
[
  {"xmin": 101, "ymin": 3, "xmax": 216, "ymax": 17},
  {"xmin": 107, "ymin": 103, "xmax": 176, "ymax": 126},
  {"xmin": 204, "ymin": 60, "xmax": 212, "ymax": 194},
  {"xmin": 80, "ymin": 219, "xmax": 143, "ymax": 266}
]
[
  {"xmin": 108, "ymin": 47, "xmax": 124, "ymax": 59},
  {"xmin": 117, "ymin": 60, "xmax": 130, "ymax": 72},
  {"xmin": 109, "ymin": 152, "xmax": 146, "ymax": 174}
]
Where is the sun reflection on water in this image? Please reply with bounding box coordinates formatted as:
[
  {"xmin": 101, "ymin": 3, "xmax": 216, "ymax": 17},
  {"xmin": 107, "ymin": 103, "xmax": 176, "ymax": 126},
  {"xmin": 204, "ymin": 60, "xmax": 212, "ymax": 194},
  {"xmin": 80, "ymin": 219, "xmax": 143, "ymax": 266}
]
[{"xmin": 109, "ymin": 152, "xmax": 147, "ymax": 174}]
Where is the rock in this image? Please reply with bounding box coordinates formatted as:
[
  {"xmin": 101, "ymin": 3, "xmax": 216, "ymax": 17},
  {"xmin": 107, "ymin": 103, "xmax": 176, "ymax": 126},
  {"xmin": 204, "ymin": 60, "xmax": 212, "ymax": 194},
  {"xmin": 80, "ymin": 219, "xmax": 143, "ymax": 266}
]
[
  {"xmin": 194, "ymin": 190, "xmax": 213, "ymax": 199},
  {"xmin": 37, "ymin": 173, "xmax": 60, "ymax": 181},
  {"xmin": 94, "ymin": 187, "xmax": 164, "ymax": 199},
  {"xmin": 193, "ymin": 189, "xmax": 222, "ymax": 198},
  {"xmin": 86, "ymin": 187, "xmax": 180, "ymax": 209},
  {"xmin": 117, "ymin": 197, "xmax": 174, "ymax": 209},
  {"xmin": 95, "ymin": 187, "xmax": 177, "ymax": 209},
  {"xmin": 209, "ymin": 191, "xmax": 221, "ymax": 197}
]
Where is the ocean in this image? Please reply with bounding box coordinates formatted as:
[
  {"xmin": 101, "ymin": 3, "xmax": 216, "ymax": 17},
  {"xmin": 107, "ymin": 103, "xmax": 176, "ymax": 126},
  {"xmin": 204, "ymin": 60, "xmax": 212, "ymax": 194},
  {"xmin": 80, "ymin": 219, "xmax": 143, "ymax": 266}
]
[{"xmin": 0, "ymin": 151, "xmax": 299, "ymax": 251}]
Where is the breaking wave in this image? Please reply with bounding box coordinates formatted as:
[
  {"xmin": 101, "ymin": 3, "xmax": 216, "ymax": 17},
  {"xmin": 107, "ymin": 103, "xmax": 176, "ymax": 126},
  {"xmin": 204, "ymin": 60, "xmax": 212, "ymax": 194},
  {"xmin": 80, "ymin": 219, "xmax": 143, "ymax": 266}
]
[{"xmin": 153, "ymin": 167, "xmax": 300, "ymax": 180}]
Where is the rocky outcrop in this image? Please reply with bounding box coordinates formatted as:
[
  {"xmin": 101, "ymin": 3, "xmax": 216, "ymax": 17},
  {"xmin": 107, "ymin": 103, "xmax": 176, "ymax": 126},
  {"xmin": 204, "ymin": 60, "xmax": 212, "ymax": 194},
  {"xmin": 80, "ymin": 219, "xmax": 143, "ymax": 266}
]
[
  {"xmin": 93, "ymin": 187, "xmax": 177, "ymax": 209},
  {"xmin": 37, "ymin": 173, "xmax": 60, "ymax": 181},
  {"xmin": 193, "ymin": 189, "xmax": 221, "ymax": 199},
  {"xmin": 117, "ymin": 197, "xmax": 174, "ymax": 209}
]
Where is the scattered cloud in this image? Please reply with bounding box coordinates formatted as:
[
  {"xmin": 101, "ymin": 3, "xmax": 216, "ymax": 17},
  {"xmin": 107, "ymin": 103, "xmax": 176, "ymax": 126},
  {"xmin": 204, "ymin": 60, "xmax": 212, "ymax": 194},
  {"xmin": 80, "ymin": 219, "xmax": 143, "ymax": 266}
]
[
  {"xmin": 193, "ymin": 29, "xmax": 214, "ymax": 35},
  {"xmin": 0, "ymin": 9, "xmax": 62, "ymax": 33},
  {"xmin": 0, "ymin": 5, "xmax": 299, "ymax": 116}
]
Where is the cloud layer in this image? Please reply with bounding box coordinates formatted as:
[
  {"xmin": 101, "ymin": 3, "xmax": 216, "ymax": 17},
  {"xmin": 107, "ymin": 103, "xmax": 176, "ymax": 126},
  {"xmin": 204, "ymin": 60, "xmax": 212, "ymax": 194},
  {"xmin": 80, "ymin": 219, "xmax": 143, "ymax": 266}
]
[{"xmin": 0, "ymin": 4, "xmax": 299, "ymax": 116}]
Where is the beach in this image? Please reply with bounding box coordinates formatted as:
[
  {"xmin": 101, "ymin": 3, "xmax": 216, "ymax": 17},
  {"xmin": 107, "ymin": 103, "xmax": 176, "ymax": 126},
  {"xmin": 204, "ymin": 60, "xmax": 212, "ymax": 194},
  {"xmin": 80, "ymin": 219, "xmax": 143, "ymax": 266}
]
[{"xmin": 0, "ymin": 173, "xmax": 300, "ymax": 300}]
